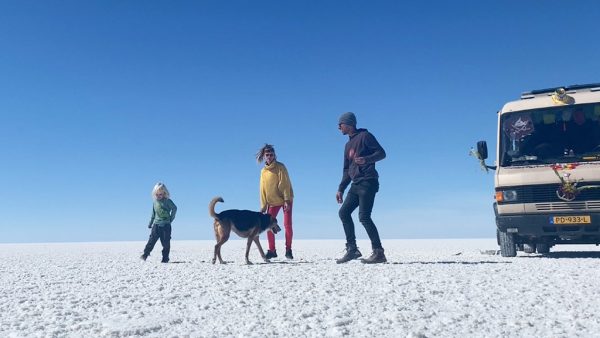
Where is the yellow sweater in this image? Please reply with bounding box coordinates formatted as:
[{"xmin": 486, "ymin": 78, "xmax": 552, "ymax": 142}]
[{"xmin": 260, "ymin": 161, "xmax": 294, "ymax": 209}]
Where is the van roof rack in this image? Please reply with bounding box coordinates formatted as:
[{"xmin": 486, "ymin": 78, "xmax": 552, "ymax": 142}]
[{"xmin": 521, "ymin": 83, "xmax": 600, "ymax": 98}]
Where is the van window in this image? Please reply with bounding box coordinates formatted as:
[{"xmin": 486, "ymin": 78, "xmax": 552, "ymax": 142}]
[{"xmin": 499, "ymin": 103, "xmax": 600, "ymax": 166}]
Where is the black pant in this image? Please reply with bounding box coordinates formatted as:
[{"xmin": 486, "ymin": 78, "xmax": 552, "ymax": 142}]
[
  {"xmin": 143, "ymin": 224, "xmax": 171, "ymax": 261},
  {"xmin": 339, "ymin": 179, "xmax": 382, "ymax": 250}
]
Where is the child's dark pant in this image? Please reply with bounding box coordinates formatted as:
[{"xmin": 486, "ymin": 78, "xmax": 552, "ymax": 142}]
[{"xmin": 143, "ymin": 224, "xmax": 171, "ymax": 261}]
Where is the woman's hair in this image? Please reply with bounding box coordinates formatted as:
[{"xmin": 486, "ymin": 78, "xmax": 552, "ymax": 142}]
[
  {"xmin": 152, "ymin": 182, "xmax": 170, "ymax": 199},
  {"xmin": 256, "ymin": 143, "xmax": 276, "ymax": 163}
]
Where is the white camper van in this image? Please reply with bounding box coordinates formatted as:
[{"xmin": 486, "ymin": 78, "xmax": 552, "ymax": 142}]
[{"xmin": 474, "ymin": 83, "xmax": 600, "ymax": 256}]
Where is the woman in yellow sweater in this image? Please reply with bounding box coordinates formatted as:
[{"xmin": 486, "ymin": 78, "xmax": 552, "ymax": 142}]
[{"xmin": 256, "ymin": 144, "xmax": 294, "ymax": 259}]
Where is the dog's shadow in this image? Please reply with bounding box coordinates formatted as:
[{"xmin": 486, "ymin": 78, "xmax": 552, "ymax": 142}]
[
  {"xmin": 205, "ymin": 260, "xmax": 312, "ymax": 265},
  {"xmin": 257, "ymin": 260, "xmax": 312, "ymax": 265}
]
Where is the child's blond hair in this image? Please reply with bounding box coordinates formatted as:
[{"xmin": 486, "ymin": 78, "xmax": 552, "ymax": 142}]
[{"xmin": 152, "ymin": 182, "xmax": 170, "ymax": 200}]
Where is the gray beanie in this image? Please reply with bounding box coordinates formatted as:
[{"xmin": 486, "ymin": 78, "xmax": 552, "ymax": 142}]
[{"xmin": 338, "ymin": 112, "xmax": 357, "ymax": 126}]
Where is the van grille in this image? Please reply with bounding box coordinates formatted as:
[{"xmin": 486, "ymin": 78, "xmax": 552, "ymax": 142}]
[
  {"xmin": 535, "ymin": 202, "xmax": 600, "ymax": 211},
  {"xmin": 497, "ymin": 182, "xmax": 600, "ymax": 204}
]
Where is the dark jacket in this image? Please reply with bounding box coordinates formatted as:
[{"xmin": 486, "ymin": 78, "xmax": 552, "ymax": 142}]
[{"xmin": 338, "ymin": 128, "xmax": 386, "ymax": 192}]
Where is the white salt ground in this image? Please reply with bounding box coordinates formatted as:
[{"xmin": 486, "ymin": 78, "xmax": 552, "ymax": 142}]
[{"xmin": 1, "ymin": 239, "xmax": 600, "ymax": 338}]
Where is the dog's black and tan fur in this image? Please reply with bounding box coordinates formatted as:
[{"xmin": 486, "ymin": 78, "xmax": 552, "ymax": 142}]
[{"xmin": 209, "ymin": 196, "xmax": 281, "ymax": 264}]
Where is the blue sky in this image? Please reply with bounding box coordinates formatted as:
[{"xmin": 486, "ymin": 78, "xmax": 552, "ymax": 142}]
[{"xmin": 2, "ymin": 1, "xmax": 600, "ymax": 243}]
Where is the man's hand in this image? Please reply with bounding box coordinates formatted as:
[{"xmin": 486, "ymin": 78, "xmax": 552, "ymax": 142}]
[
  {"xmin": 147, "ymin": 224, "xmax": 152, "ymax": 229},
  {"xmin": 283, "ymin": 201, "xmax": 292, "ymax": 212},
  {"xmin": 354, "ymin": 157, "xmax": 366, "ymax": 165},
  {"xmin": 336, "ymin": 191, "xmax": 343, "ymax": 204}
]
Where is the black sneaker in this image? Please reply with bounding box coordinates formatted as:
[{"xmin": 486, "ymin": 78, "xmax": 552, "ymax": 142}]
[
  {"xmin": 265, "ymin": 250, "xmax": 278, "ymax": 259},
  {"xmin": 140, "ymin": 254, "xmax": 148, "ymax": 261},
  {"xmin": 361, "ymin": 248, "xmax": 387, "ymax": 264},
  {"xmin": 336, "ymin": 244, "xmax": 362, "ymax": 264},
  {"xmin": 285, "ymin": 249, "xmax": 293, "ymax": 259},
  {"xmin": 161, "ymin": 258, "xmax": 169, "ymax": 263}
]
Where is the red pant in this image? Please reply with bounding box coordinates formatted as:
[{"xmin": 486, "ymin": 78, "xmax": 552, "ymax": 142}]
[{"xmin": 266, "ymin": 202, "xmax": 293, "ymax": 251}]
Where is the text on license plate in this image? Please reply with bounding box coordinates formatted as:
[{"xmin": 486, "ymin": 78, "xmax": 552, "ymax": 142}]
[{"xmin": 551, "ymin": 216, "xmax": 591, "ymax": 224}]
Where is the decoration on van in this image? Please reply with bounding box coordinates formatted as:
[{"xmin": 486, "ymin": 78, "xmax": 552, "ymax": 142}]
[
  {"xmin": 551, "ymin": 163, "xmax": 600, "ymax": 201},
  {"xmin": 551, "ymin": 88, "xmax": 575, "ymax": 105},
  {"xmin": 551, "ymin": 163, "xmax": 578, "ymax": 170},
  {"xmin": 469, "ymin": 148, "xmax": 489, "ymax": 172},
  {"xmin": 503, "ymin": 114, "xmax": 534, "ymax": 140}
]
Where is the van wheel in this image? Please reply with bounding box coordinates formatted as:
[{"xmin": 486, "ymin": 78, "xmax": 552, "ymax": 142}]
[
  {"xmin": 536, "ymin": 243, "xmax": 550, "ymax": 254},
  {"xmin": 498, "ymin": 230, "xmax": 517, "ymax": 257},
  {"xmin": 523, "ymin": 243, "xmax": 536, "ymax": 254}
]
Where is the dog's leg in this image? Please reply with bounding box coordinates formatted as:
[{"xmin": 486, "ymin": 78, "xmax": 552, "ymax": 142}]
[
  {"xmin": 214, "ymin": 233, "xmax": 229, "ymax": 264},
  {"xmin": 213, "ymin": 221, "xmax": 221, "ymax": 264},
  {"xmin": 252, "ymin": 236, "xmax": 269, "ymax": 263},
  {"xmin": 244, "ymin": 236, "xmax": 255, "ymax": 265},
  {"xmin": 212, "ymin": 237, "xmax": 219, "ymax": 264},
  {"xmin": 213, "ymin": 221, "xmax": 231, "ymax": 264},
  {"xmin": 212, "ymin": 244, "xmax": 217, "ymax": 264},
  {"xmin": 218, "ymin": 234, "xmax": 229, "ymax": 264}
]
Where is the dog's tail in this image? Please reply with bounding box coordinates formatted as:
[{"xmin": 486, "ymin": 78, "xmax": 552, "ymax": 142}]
[{"xmin": 209, "ymin": 196, "xmax": 224, "ymax": 219}]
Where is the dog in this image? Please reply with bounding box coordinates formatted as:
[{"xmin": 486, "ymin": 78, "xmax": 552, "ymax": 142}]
[{"xmin": 209, "ymin": 196, "xmax": 281, "ymax": 264}]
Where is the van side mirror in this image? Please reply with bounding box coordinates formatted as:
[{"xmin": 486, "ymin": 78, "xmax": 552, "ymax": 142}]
[
  {"xmin": 470, "ymin": 140, "xmax": 496, "ymax": 172},
  {"xmin": 477, "ymin": 141, "xmax": 488, "ymax": 160}
]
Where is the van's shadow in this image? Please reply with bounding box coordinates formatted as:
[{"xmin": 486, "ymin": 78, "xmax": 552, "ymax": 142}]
[
  {"xmin": 524, "ymin": 251, "xmax": 600, "ymax": 259},
  {"xmin": 390, "ymin": 261, "xmax": 511, "ymax": 265}
]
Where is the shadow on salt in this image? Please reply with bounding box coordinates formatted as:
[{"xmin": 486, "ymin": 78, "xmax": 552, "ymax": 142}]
[
  {"xmin": 522, "ymin": 251, "xmax": 600, "ymax": 259},
  {"xmin": 389, "ymin": 261, "xmax": 511, "ymax": 265}
]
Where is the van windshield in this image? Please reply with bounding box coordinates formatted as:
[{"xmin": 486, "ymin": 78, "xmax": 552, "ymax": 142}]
[{"xmin": 499, "ymin": 103, "xmax": 600, "ymax": 167}]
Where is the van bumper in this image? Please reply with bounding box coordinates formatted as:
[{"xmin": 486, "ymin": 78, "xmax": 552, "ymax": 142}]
[{"xmin": 496, "ymin": 212, "xmax": 600, "ymax": 242}]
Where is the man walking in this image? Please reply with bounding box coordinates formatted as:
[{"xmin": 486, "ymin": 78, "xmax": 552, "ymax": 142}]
[{"xmin": 336, "ymin": 112, "xmax": 387, "ymax": 264}]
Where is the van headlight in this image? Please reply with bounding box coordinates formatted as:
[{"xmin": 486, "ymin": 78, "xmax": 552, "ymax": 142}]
[
  {"xmin": 496, "ymin": 190, "xmax": 518, "ymax": 202},
  {"xmin": 502, "ymin": 190, "xmax": 518, "ymax": 202}
]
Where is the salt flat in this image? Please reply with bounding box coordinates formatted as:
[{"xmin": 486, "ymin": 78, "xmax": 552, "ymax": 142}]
[{"xmin": 2, "ymin": 239, "xmax": 600, "ymax": 338}]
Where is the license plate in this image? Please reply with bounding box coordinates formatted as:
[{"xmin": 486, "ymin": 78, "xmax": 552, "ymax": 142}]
[{"xmin": 551, "ymin": 216, "xmax": 591, "ymax": 224}]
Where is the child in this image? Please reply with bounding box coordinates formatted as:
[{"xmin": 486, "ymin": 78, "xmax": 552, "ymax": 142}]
[
  {"xmin": 256, "ymin": 144, "xmax": 295, "ymax": 259},
  {"xmin": 141, "ymin": 182, "xmax": 177, "ymax": 263}
]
